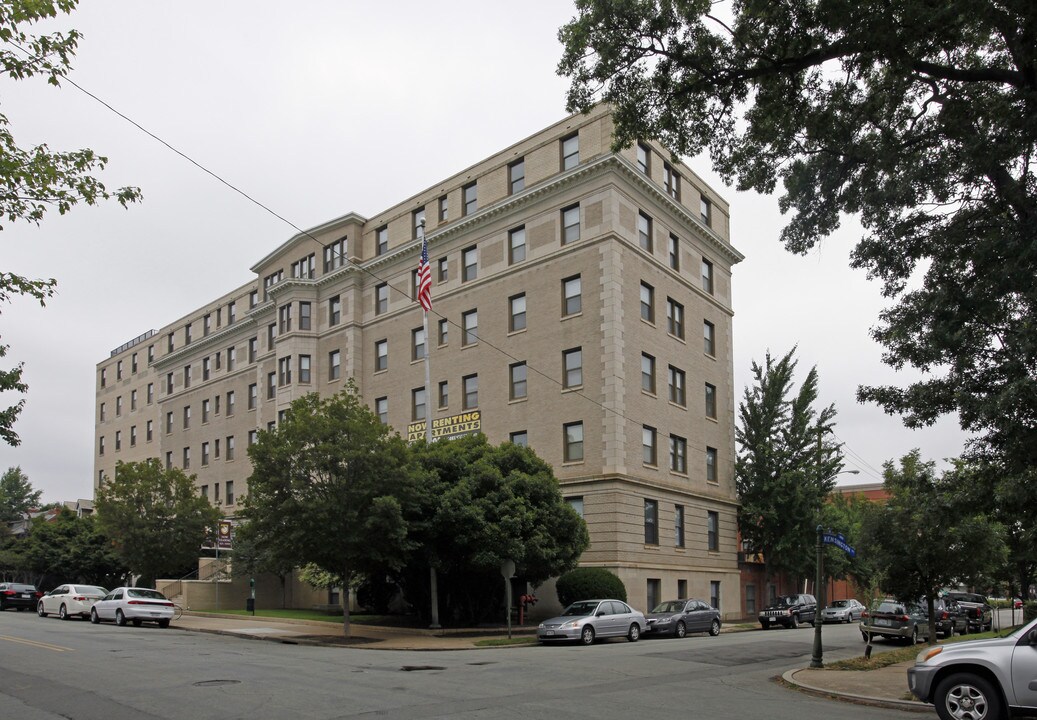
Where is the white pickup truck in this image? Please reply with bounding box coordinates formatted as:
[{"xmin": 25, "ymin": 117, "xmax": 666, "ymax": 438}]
[{"xmin": 908, "ymin": 616, "xmax": 1037, "ymax": 720}]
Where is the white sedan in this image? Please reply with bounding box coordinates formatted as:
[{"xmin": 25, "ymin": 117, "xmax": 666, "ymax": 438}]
[
  {"xmin": 90, "ymin": 587, "xmax": 175, "ymax": 628},
  {"xmin": 37, "ymin": 584, "xmax": 108, "ymax": 620}
]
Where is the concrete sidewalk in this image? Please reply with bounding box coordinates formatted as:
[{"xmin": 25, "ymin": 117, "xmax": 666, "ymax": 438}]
[{"xmin": 784, "ymin": 662, "xmax": 928, "ymax": 711}]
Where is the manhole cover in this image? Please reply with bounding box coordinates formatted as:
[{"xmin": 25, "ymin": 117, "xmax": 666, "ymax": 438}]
[
  {"xmin": 193, "ymin": 680, "xmax": 241, "ymax": 687},
  {"xmin": 400, "ymin": 665, "xmax": 445, "ymax": 672}
]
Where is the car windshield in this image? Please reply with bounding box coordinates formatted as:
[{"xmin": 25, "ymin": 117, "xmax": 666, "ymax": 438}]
[
  {"xmin": 561, "ymin": 601, "xmax": 600, "ymax": 616},
  {"xmin": 775, "ymin": 596, "xmax": 798, "ymax": 607},
  {"xmin": 830, "ymin": 600, "xmax": 849, "ymax": 608},
  {"xmin": 78, "ymin": 586, "xmax": 107, "ymax": 595},
  {"xmin": 126, "ymin": 588, "xmax": 167, "ymax": 600},
  {"xmin": 651, "ymin": 601, "xmax": 685, "ymax": 613}
]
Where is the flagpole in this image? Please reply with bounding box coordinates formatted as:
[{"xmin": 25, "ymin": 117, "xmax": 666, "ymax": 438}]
[{"xmin": 419, "ymin": 218, "xmax": 441, "ymax": 630}]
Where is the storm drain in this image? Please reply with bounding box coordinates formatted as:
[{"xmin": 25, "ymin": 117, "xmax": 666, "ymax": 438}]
[
  {"xmin": 193, "ymin": 680, "xmax": 242, "ymax": 687},
  {"xmin": 399, "ymin": 665, "xmax": 445, "ymax": 672}
]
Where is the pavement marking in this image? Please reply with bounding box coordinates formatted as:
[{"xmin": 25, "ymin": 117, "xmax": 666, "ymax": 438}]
[{"xmin": 0, "ymin": 635, "xmax": 73, "ymax": 652}]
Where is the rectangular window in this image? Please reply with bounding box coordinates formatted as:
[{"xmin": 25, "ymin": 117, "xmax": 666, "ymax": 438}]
[
  {"xmin": 462, "ymin": 182, "xmax": 477, "ymax": 216},
  {"xmin": 437, "ymin": 257, "xmax": 448, "ymax": 282},
  {"xmin": 183, "ymin": 405, "xmax": 191, "ymax": 429},
  {"xmin": 100, "ymin": 367, "xmax": 107, "ymax": 388},
  {"xmin": 268, "ymin": 323, "xmax": 276, "ymax": 350},
  {"xmin": 249, "ymin": 337, "xmax": 258, "ymax": 363},
  {"xmin": 165, "ymin": 411, "xmax": 173, "ymax": 434},
  {"xmin": 508, "ymin": 226, "xmax": 526, "ymax": 264},
  {"xmin": 323, "ymin": 237, "xmax": 347, "ymax": 272},
  {"xmin": 563, "ymin": 347, "xmax": 582, "ymax": 388},
  {"xmin": 165, "ymin": 452, "xmax": 172, "ymax": 469},
  {"xmin": 702, "ymin": 258, "xmax": 714, "ymax": 294},
  {"xmin": 116, "ymin": 360, "xmax": 123, "ymax": 381},
  {"xmin": 147, "ymin": 383, "xmax": 154, "ymax": 405},
  {"xmin": 670, "ymin": 435, "xmax": 687, "ymax": 473},
  {"xmin": 412, "ymin": 387, "xmax": 426, "ymax": 422},
  {"xmin": 637, "ymin": 142, "xmax": 650, "ymax": 174},
  {"xmin": 226, "ymin": 391, "xmax": 235, "ymax": 416},
  {"xmin": 329, "ymin": 350, "xmax": 341, "ymax": 380},
  {"xmin": 146, "ymin": 420, "xmax": 153, "ymax": 442},
  {"xmin": 412, "ymin": 207, "xmax": 425, "ymax": 239},
  {"xmin": 561, "ymin": 204, "xmax": 580, "ymax": 244},
  {"xmin": 664, "ymin": 161, "xmax": 680, "ymax": 200},
  {"xmin": 745, "ymin": 584, "xmax": 756, "ymax": 616},
  {"xmin": 668, "ymin": 365, "xmax": 686, "ymax": 406},
  {"xmin": 227, "ymin": 346, "xmax": 236, "ymax": 371},
  {"xmin": 99, "ymin": 403, "xmax": 106, "ymax": 422},
  {"xmin": 376, "ymin": 225, "xmax": 388, "ymax": 255},
  {"xmin": 278, "ymin": 304, "xmax": 292, "ymax": 334},
  {"xmin": 202, "ymin": 357, "xmax": 211, "ymax": 381},
  {"xmin": 710, "ymin": 581, "xmax": 720, "ymax": 610},
  {"xmin": 438, "ymin": 318, "xmax": 448, "ymax": 345},
  {"xmin": 438, "ymin": 380, "xmax": 448, "ymax": 409},
  {"xmin": 641, "ymin": 353, "xmax": 656, "ymax": 393},
  {"xmin": 116, "ymin": 396, "xmax": 122, "ymax": 417},
  {"xmin": 290, "ymin": 254, "xmax": 315, "ymax": 279},
  {"xmin": 509, "ymin": 158, "xmax": 525, "ymax": 194},
  {"xmin": 644, "ymin": 499, "xmax": 659, "ymax": 544},
  {"xmin": 376, "ymin": 397, "xmax": 388, "ymax": 424},
  {"xmin": 509, "ymin": 362, "xmax": 527, "ymax": 400},
  {"xmin": 438, "ymin": 195, "xmax": 448, "ymax": 222},
  {"xmin": 463, "ymin": 374, "xmax": 478, "ymax": 409},
  {"xmin": 262, "ymin": 271, "xmax": 283, "ymax": 301},
  {"xmin": 412, "ymin": 327, "xmax": 425, "ymax": 361},
  {"xmin": 130, "ymin": 390, "xmax": 137, "ymax": 411},
  {"xmin": 510, "ymin": 431, "xmax": 528, "ymax": 447},
  {"xmin": 675, "ymin": 504, "xmax": 685, "ymax": 548},
  {"xmin": 147, "ymin": 345, "xmax": 154, "ymax": 364},
  {"xmin": 249, "ymin": 290, "xmax": 258, "ymax": 309},
  {"xmin": 166, "ymin": 372, "xmax": 174, "ymax": 395},
  {"xmin": 375, "ymin": 283, "xmax": 389, "ymax": 314},
  {"xmin": 640, "ymin": 281, "xmax": 654, "ymax": 322},
  {"xmin": 167, "ymin": 332, "xmax": 174, "ymax": 353},
  {"xmin": 562, "ymin": 275, "xmax": 582, "ymax": 316},
  {"xmin": 202, "ymin": 441, "xmax": 210, "ymax": 466},
  {"xmin": 561, "ymin": 132, "xmax": 579, "ymax": 170},
  {"xmin": 299, "ymin": 301, "xmax": 311, "ymax": 330},
  {"xmin": 202, "ymin": 399, "xmax": 210, "ymax": 423},
  {"xmin": 248, "ymin": 430, "xmax": 258, "ymax": 447},
  {"xmin": 183, "ymin": 447, "xmax": 190, "ymax": 469},
  {"xmin": 203, "ymin": 314, "xmax": 212, "ymax": 336},
  {"xmin": 267, "ymin": 372, "xmax": 276, "ymax": 400},
  {"xmin": 564, "ymin": 421, "xmax": 584, "ymax": 462},
  {"xmin": 706, "ymin": 446, "xmax": 718, "ymax": 482},
  {"xmin": 701, "ymin": 196, "xmax": 712, "ymax": 227},
  {"xmin": 131, "ymin": 353, "xmax": 138, "ymax": 374},
  {"xmin": 184, "ymin": 365, "xmax": 192, "ymax": 388},
  {"xmin": 99, "ymin": 436, "xmax": 105, "ymax": 455},
  {"xmin": 708, "ymin": 511, "xmax": 719, "ymax": 551},
  {"xmin": 667, "ymin": 298, "xmax": 685, "ymax": 339},
  {"xmin": 668, "ymin": 233, "xmax": 680, "ymax": 270},
  {"xmin": 248, "ymin": 383, "xmax": 257, "ymax": 410},
  {"xmin": 638, "ymin": 211, "xmax": 652, "ymax": 251},
  {"xmin": 509, "ymin": 294, "xmax": 526, "ymax": 332},
  {"xmin": 705, "ymin": 382, "xmax": 717, "ymax": 419},
  {"xmin": 678, "ymin": 579, "xmax": 688, "ymax": 599},
  {"xmin": 299, "ymin": 355, "xmax": 311, "ymax": 383},
  {"xmin": 185, "ymin": 323, "xmax": 193, "ymax": 345},
  {"xmin": 278, "ymin": 356, "xmax": 292, "ymax": 386},
  {"xmin": 225, "ymin": 480, "xmax": 234, "ymax": 505},
  {"xmin": 462, "ymin": 309, "xmax": 478, "ymax": 345},
  {"xmin": 115, "ymin": 430, "xmax": 121, "ymax": 451},
  {"xmin": 647, "ymin": 579, "xmax": 661, "ymax": 613},
  {"xmin": 329, "ymin": 295, "xmax": 341, "ymax": 326},
  {"xmin": 704, "ymin": 320, "xmax": 716, "ymax": 356},
  {"xmin": 462, "ymin": 246, "xmax": 478, "ymax": 282},
  {"xmin": 375, "ymin": 339, "xmax": 388, "ymax": 371},
  {"xmin": 642, "ymin": 426, "xmax": 657, "ymax": 465}
]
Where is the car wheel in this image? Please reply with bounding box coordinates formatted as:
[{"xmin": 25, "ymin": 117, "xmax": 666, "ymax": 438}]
[
  {"xmin": 627, "ymin": 623, "xmax": 641, "ymax": 642},
  {"xmin": 59, "ymin": 604, "xmax": 69, "ymax": 620},
  {"xmin": 37, "ymin": 602, "xmax": 46, "ymax": 618},
  {"xmin": 909, "ymin": 625, "xmax": 919, "ymax": 644},
  {"xmin": 845, "ymin": 614, "xmax": 852, "ymax": 624},
  {"xmin": 709, "ymin": 618, "xmax": 721, "ymax": 637},
  {"xmin": 132, "ymin": 618, "xmax": 142, "ymax": 627},
  {"xmin": 90, "ymin": 608, "xmax": 100, "ymax": 624},
  {"xmin": 580, "ymin": 626, "xmax": 595, "ymax": 645},
  {"xmin": 760, "ymin": 619, "xmax": 770, "ymax": 629},
  {"xmin": 158, "ymin": 619, "xmax": 170, "ymax": 628},
  {"xmin": 934, "ymin": 672, "xmax": 1001, "ymax": 720},
  {"xmin": 675, "ymin": 621, "xmax": 686, "ymax": 639},
  {"xmin": 790, "ymin": 614, "xmax": 799, "ymax": 629},
  {"xmin": 115, "ymin": 609, "xmax": 127, "ymax": 627}
]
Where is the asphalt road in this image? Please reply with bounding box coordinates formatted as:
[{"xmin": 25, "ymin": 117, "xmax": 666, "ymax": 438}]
[{"xmin": 1, "ymin": 611, "xmax": 915, "ymax": 720}]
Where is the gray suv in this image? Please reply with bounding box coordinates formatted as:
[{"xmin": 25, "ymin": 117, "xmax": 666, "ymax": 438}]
[{"xmin": 908, "ymin": 617, "xmax": 1037, "ymax": 720}]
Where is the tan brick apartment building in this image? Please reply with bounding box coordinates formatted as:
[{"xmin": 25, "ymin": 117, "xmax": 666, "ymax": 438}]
[{"xmin": 94, "ymin": 105, "xmax": 746, "ymax": 618}]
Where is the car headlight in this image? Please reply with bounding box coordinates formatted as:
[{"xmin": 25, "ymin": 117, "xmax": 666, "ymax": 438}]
[
  {"xmin": 655, "ymin": 618, "xmax": 671, "ymax": 624},
  {"xmin": 538, "ymin": 623, "xmax": 545, "ymax": 629},
  {"xmin": 561, "ymin": 620, "xmax": 581, "ymax": 629},
  {"xmin": 919, "ymin": 647, "xmax": 943, "ymax": 663}
]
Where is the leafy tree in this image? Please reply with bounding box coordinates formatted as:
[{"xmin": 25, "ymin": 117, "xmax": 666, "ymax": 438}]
[
  {"xmin": 820, "ymin": 492, "xmax": 880, "ymax": 598},
  {"xmin": 863, "ymin": 451, "xmax": 1006, "ymax": 643},
  {"xmin": 0, "ymin": 1, "xmax": 141, "ymax": 445},
  {"xmin": 230, "ymin": 524, "xmax": 297, "ymax": 609},
  {"xmin": 558, "ymin": 0, "xmax": 1036, "ymax": 478},
  {"xmin": 240, "ymin": 384, "xmax": 417, "ymax": 637},
  {"xmin": 736, "ymin": 348, "xmax": 843, "ymax": 584},
  {"xmin": 95, "ymin": 459, "xmax": 220, "ymax": 588},
  {"xmin": 23, "ymin": 507, "xmax": 127, "ymax": 588},
  {"xmin": 0, "ymin": 466, "xmax": 41, "ymax": 524},
  {"xmin": 402, "ymin": 434, "xmax": 589, "ymax": 625},
  {"xmin": 556, "ymin": 567, "xmax": 626, "ymax": 607}
]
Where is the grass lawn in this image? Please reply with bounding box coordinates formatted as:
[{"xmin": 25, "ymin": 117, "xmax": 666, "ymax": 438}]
[{"xmin": 825, "ymin": 627, "xmax": 1014, "ymax": 671}]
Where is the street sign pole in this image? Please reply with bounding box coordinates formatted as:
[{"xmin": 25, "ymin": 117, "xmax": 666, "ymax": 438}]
[{"xmin": 811, "ymin": 525, "xmax": 824, "ymax": 668}]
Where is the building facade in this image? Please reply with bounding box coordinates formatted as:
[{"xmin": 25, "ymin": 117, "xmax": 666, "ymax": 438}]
[{"xmin": 94, "ymin": 106, "xmax": 745, "ymax": 618}]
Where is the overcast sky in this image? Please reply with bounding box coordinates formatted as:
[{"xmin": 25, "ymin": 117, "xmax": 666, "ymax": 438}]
[{"xmin": 1, "ymin": 1, "xmax": 969, "ymax": 504}]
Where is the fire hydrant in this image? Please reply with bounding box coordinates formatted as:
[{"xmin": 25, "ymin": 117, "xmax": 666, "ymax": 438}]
[{"xmin": 518, "ymin": 593, "xmax": 538, "ymax": 625}]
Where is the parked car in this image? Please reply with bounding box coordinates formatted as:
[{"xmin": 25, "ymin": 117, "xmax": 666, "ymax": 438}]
[
  {"xmin": 537, "ymin": 599, "xmax": 647, "ymax": 645},
  {"xmin": 908, "ymin": 616, "xmax": 1037, "ymax": 720},
  {"xmin": 90, "ymin": 587, "xmax": 175, "ymax": 628},
  {"xmin": 758, "ymin": 594, "xmax": 817, "ymax": 629},
  {"xmin": 821, "ymin": 598, "xmax": 866, "ymax": 624},
  {"xmin": 0, "ymin": 582, "xmax": 42, "ymax": 611},
  {"xmin": 928, "ymin": 597, "xmax": 968, "ymax": 639},
  {"xmin": 37, "ymin": 584, "xmax": 108, "ymax": 620},
  {"xmin": 943, "ymin": 591, "xmax": 993, "ymax": 633},
  {"xmin": 860, "ymin": 599, "xmax": 929, "ymax": 644},
  {"xmin": 644, "ymin": 598, "xmax": 721, "ymax": 638}
]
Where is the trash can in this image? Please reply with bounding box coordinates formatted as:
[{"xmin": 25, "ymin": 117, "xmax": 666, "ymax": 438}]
[{"xmin": 246, "ymin": 598, "xmax": 255, "ymax": 613}]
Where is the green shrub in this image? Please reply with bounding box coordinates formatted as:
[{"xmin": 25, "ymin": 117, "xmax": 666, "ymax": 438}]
[
  {"xmin": 555, "ymin": 567, "xmax": 626, "ymax": 607},
  {"xmin": 1025, "ymin": 601, "xmax": 1037, "ymax": 623}
]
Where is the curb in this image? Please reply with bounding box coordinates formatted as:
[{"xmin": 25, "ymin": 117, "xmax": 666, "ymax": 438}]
[{"xmin": 782, "ymin": 668, "xmax": 931, "ymax": 712}]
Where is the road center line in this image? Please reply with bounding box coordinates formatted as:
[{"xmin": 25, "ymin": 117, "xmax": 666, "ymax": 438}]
[{"xmin": 0, "ymin": 634, "xmax": 73, "ymax": 652}]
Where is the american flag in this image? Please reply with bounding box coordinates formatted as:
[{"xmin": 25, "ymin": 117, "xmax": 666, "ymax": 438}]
[{"xmin": 417, "ymin": 227, "xmax": 432, "ymax": 311}]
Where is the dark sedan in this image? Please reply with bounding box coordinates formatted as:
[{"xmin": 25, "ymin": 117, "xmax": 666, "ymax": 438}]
[
  {"xmin": 0, "ymin": 582, "xmax": 42, "ymax": 611},
  {"xmin": 644, "ymin": 598, "xmax": 721, "ymax": 638}
]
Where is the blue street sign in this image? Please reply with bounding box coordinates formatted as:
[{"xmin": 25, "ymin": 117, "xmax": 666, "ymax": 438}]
[{"xmin": 822, "ymin": 533, "xmax": 856, "ymax": 557}]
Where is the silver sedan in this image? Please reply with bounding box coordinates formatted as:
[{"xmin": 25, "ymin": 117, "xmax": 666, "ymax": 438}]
[
  {"xmin": 822, "ymin": 598, "xmax": 866, "ymax": 623},
  {"xmin": 538, "ymin": 599, "xmax": 647, "ymax": 645}
]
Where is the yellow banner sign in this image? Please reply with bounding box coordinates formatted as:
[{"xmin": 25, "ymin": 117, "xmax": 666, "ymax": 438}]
[{"xmin": 407, "ymin": 410, "xmax": 481, "ymax": 441}]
